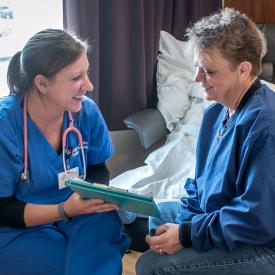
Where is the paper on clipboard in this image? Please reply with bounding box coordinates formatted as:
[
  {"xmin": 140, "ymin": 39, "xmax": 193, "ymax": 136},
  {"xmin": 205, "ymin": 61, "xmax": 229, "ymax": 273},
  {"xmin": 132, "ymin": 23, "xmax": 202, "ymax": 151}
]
[{"xmin": 66, "ymin": 179, "xmax": 160, "ymax": 217}]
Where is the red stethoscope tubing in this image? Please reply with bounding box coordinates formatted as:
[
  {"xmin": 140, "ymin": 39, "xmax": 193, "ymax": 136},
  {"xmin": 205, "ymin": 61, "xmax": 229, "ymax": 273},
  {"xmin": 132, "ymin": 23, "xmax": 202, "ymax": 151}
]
[
  {"xmin": 22, "ymin": 94, "xmax": 28, "ymax": 179},
  {"xmin": 22, "ymin": 95, "xmax": 86, "ymax": 181},
  {"xmin": 61, "ymin": 111, "xmax": 86, "ymax": 179}
]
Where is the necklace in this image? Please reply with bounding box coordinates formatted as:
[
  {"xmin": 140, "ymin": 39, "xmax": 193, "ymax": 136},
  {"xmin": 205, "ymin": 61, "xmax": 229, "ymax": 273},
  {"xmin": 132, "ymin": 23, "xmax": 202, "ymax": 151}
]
[
  {"xmin": 216, "ymin": 109, "xmax": 231, "ymax": 140},
  {"xmin": 216, "ymin": 79, "xmax": 260, "ymax": 141}
]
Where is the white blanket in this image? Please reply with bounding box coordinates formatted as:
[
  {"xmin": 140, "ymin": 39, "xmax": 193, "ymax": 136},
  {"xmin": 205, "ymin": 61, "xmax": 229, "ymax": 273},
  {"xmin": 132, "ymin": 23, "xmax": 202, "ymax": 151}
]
[{"xmin": 110, "ymin": 89, "xmax": 212, "ymax": 199}]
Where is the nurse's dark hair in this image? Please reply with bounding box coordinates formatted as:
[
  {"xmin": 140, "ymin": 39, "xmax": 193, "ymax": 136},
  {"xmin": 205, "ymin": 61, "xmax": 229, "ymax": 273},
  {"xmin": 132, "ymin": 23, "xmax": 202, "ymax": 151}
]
[
  {"xmin": 186, "ymin": 7, "xmax": 267, "ymax": 76},
  {"xmin": 7, "ymin": 28, "xmax": 89, "ymax": 94}
]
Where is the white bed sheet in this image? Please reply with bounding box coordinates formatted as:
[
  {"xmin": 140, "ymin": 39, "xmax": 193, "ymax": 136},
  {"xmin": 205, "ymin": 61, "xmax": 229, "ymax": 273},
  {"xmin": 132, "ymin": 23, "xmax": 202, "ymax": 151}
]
[{"xmin": 110, "ymin": 89, "xmax": 212, "ymax": 199}]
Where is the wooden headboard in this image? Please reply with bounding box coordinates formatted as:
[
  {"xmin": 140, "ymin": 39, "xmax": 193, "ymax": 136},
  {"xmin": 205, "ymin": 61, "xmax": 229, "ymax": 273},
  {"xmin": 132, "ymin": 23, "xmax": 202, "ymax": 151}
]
[
  {"xmin": 223, "ymin": 0, "xmax": 275, "ymax": 23},
  {"xmin": 223, "ymin": 0, "xmax": 275, "ymax": 83}
]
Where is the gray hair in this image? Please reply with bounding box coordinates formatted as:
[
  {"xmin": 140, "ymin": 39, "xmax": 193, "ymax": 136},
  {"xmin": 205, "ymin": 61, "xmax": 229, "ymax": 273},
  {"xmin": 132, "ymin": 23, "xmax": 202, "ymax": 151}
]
[{"xmin": 186, "ymin": 8, "xmax": 267, "ymax": 76}]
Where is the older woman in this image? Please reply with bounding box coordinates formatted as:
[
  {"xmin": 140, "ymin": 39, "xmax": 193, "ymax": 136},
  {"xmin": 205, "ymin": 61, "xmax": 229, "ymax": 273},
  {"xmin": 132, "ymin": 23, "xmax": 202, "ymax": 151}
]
[{"xmin": 136, "ymin": 8, "xmax": 275, "ymax": 274}]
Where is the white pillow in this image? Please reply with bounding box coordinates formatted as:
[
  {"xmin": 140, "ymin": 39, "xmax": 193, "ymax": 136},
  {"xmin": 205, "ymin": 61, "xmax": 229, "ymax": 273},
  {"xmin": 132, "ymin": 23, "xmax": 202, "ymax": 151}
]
[
  {"xmin": 157, "ymin": 31, "xmax": 195, "ymax": 82},
  {"xmin": 156, "ymin": 31, "xmax": 196, "ymax": 131},
  {"xmin": 157, "ymin": 78, "xmax": 193, "ymax": 131}
]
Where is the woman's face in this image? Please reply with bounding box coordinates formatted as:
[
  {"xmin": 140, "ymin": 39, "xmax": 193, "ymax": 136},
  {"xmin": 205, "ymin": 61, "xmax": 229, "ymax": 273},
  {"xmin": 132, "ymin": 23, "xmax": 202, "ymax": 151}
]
[
  {"xmin": 194, "ymin": 48, "xmax": 244, "ymax": 108},
  {"xmin": 44, "ymin": 51, "xmax": 93, "ymax": 113}
]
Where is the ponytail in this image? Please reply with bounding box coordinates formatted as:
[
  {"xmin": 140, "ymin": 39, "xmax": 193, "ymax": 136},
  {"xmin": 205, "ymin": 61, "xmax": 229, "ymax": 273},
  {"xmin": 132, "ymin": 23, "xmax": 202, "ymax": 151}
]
[{"xmin": 7, "ymin": 51, "xmax": 27, "ymax": 95}]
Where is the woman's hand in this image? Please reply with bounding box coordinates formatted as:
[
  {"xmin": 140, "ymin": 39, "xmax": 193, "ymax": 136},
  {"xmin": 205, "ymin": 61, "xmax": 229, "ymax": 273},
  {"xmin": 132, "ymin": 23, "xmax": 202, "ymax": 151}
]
[
  {"xmin": 63, "ymin": 192, "xmax": 119, "ymax": 218},
  {"xmin": 145, "ymin": 223, "xmax": 183, "ymax": 255},
  {"xmin": 23, "ymin": 192, "xmax": 118, "ymax": 227}
]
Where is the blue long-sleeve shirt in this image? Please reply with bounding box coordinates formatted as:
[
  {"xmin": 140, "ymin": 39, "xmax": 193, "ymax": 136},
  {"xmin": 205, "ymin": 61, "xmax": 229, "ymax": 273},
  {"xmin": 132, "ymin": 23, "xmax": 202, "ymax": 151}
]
[{"xmin": 177, "ymin": 79, "xmax": 275, "ymax": 252}]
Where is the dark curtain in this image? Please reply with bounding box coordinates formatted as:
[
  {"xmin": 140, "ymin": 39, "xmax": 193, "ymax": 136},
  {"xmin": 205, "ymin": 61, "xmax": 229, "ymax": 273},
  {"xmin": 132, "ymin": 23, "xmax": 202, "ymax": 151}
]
[{"xmin": 63, "ymin": 0, "xmax": 221, "ymax": 130}]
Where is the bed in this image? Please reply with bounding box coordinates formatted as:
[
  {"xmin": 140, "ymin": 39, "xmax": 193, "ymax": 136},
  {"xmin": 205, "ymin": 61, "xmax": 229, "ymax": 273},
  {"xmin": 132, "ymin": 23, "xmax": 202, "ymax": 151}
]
[{"xmin": 110, "ymin": 26, "xmax": 275, "ymax": 251}]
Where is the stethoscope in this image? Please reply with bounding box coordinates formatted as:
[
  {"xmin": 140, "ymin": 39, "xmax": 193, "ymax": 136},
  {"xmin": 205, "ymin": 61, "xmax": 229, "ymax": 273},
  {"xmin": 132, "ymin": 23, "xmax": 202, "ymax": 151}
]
[{"xmin": 20, "ymin": 95, "xmax": 86, "ymax": 182}]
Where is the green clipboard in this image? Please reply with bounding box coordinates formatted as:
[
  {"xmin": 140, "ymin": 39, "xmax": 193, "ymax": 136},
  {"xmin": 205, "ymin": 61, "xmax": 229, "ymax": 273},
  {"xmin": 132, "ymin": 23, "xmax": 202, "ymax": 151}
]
[{"xmin": 66, "ymin": 179, "xmax": 160, "ymax": 218}]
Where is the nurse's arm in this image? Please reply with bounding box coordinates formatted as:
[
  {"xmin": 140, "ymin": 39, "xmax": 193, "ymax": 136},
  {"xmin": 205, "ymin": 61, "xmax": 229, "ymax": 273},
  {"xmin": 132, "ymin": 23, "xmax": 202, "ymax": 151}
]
[{"xmin": 24, "ymin": 192, "xmax": 118, "ymax": 227}]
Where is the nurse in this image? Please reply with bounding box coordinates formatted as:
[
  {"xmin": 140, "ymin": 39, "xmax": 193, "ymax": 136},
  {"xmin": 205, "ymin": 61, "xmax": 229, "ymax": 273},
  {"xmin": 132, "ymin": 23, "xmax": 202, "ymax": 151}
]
[
  {"xmin": 0, "ymin": 28, "xmax": 130, "ymax": 275},
  {"xmin": 136, "ymin": 8, "xmax": 275, "ymax": 275}
]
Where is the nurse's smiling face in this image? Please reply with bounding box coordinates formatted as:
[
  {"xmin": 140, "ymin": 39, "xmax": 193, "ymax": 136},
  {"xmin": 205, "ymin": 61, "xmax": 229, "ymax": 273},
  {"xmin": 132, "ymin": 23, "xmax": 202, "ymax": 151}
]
[
  {"xmin": 43, "ymin": 51, "xmax": 93, "ymax": 113},
  {"xmin": 193, "ymin": 48, "xmax": 250, "ymax": 110}
]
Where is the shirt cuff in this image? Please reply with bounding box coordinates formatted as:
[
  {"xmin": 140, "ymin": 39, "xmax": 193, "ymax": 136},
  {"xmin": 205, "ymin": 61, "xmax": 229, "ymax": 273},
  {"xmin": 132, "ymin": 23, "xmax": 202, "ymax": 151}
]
[
  {"xmin": 0, "ymin": 197, "xmax": 26, "ymax": 227},
  {"xmin": 179, "ymin": 221, "xmax": 192, "ymax": 248}
]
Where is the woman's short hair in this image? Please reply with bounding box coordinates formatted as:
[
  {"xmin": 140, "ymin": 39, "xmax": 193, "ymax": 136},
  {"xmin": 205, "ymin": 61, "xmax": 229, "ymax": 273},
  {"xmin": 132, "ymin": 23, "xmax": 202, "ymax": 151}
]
[
  {"xmin": 7, "ymin": 28, "xmax": 89, "ymax": 94},
  {"xmin": 186, "ymin": 8, "xmax": 267, "ymax": 76}
]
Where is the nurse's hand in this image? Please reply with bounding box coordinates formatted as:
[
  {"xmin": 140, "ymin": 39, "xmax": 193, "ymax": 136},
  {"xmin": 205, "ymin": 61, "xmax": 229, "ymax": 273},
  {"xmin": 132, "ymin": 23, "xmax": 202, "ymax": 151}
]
[{"xmin": 63, "ymin": 192, "xmax": 119, "ymax": 217}]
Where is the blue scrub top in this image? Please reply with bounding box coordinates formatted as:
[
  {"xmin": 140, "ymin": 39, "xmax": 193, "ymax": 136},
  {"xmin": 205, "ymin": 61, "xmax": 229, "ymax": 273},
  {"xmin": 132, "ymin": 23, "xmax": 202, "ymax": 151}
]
[
  {"xmin": 0, "ymin": 94, "xmax": 113, "ymax": 205},
  {"xmin": 177, "ymin": 80, "xmax": 275, "ymax": 252}
]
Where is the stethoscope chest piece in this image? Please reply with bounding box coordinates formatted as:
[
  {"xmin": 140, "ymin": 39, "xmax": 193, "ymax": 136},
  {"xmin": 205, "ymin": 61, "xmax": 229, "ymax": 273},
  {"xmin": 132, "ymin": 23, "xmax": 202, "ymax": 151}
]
[{"xmin": 20, "ymin": 169, "xmax": 30, "ymax": 183}]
